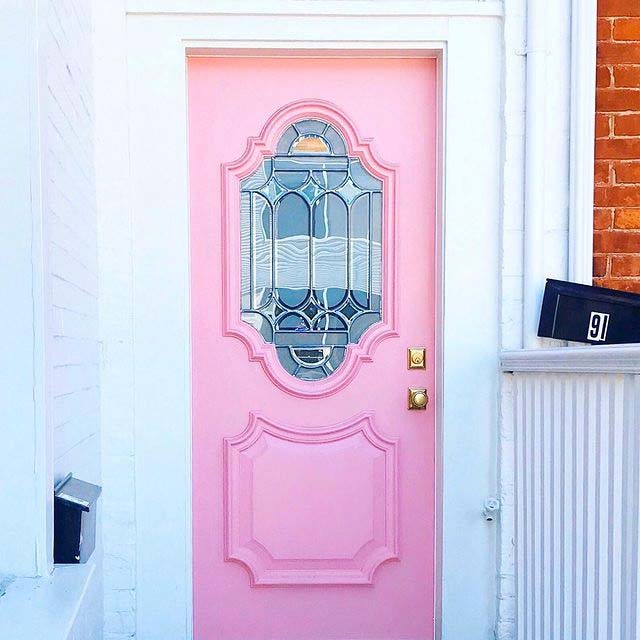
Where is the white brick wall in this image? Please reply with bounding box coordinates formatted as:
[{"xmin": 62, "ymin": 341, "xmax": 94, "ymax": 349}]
[
  {"xmin": 0, "ymin": 0, "xmax": 102, "ymax": 634},
  {"xmin": 38, "ymin": 0, "xmax": 101, "ymax": 487},
  {"xmin": 38, "ymin": 3, "xmax": 103, "ymax": 636},
  {"xmin": 501, "ymin": 0, "xmax": 526, "ymax": 352}
]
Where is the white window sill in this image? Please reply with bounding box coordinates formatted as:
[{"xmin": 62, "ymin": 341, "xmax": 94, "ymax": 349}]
[{"xmin": 0, "ymin": 564, "xmax": 97, "ymax": 640}]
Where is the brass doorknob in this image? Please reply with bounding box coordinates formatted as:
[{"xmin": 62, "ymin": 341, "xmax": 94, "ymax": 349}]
[{"xmin": 408, "ymin": 387, "xmax": 429, "ymax": 410}]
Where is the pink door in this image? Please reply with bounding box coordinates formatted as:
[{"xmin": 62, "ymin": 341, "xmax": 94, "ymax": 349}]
[{"xmin": 189, "ymin": 56, "xmax": 437, "ymax": 639}]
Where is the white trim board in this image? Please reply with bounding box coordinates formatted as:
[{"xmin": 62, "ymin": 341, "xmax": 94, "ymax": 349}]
[
  {"xmin": 502, "ymin": 344, "xmax": 640, "ymax": 374},
  {"xmin": 120, "ymin": 9, "xmax": 502, "ymax": 640},
  {"xmin": 126, "ymin": 0, "xmax": 504, "ymax": 17}
]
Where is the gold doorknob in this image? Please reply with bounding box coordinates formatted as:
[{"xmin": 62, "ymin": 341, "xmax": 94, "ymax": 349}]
[{"xmin": 408, "ymin": 387, "xmax": 429, "ymax": 410}]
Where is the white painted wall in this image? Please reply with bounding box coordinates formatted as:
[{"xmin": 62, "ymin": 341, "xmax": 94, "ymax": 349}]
[
  {"xmin": 94, "ymin": 1, "xmax": 138, "ymax": 638},
  {"xmin": 441, "ymin": 19, "xmax": 502, "ymax": 640},
  {"xmin": 0, "ymin": 0, "xmax": 100, "ymax": 576},
  {"xmin": 0, "ymin": 1, "xmax": 101, "ymax": 636},
  {"xmin": 38, "ymin": 0, "xmax": 101, "ymax": 487},
  {"xmin": 501, "ymin": 0, "xmax": 527, "ymax": 352},
  {"xmin": 0, "ymin": 0, "xmax": 50, "ymax": 579}
]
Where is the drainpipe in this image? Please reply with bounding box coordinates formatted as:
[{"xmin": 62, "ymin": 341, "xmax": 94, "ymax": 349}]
[
  {"xmin": 568, "ymin": 0, "xmax": 597, "ymax": 284},
  {"xmin": 523, "ymin": 0, "xmax": 548, "ymax": 348}
]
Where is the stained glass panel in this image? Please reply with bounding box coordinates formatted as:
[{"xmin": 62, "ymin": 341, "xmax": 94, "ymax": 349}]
[{"xmin": 240, "ymin": 119, "xmax": 383, "ymax": 380}]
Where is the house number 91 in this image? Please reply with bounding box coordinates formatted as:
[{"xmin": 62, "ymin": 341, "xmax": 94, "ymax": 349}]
[{"xmin": 588, "ymin": 311, "xmax": 610, "ymax": 342}]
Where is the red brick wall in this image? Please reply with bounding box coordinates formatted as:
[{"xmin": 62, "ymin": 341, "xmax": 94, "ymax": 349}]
[{"xmin": 594, "ymin": 1, "xmax": 640, "ymax": 292}]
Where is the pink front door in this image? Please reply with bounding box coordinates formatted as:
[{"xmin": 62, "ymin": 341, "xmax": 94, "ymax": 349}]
[{"xmin": 189, "ymin": 56, "xmax": 437, "ymax": 639}]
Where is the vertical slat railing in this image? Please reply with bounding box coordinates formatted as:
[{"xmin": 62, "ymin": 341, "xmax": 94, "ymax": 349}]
[{"xmin": 500, "ymin": 347, "xmax": 640, "ymax": 640}]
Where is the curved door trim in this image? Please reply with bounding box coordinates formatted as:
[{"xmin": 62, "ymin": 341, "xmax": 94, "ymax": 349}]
[{"xmin": 221, "ymin": 100, "xmax": 398, "ymax": 398}]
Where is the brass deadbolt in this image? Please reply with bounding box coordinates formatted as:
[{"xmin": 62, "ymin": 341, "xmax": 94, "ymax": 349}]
[
  {"xmin": 407, "ymin": 347, "xmax": 426, "ymax": 370},
  {"xmin": 408, "ymin": 387, "xmax": 429, "ymax": 410}
]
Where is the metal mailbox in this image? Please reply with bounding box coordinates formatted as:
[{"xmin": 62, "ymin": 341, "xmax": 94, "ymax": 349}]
[
  {"xmin": 538, "ymin": 278, "xmax": 640, "ymax": 345},
  {"xmin": 54, "ymin": 474, "xmax": 102, "ymax": 564}
]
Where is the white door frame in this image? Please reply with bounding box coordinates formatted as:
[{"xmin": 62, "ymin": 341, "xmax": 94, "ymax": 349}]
[{"xmin": 118, "ymin": 3, "xmax": 504, "ymax": 638}]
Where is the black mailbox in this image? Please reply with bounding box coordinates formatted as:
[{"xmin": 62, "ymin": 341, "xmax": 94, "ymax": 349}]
[
  {"xmin": 54, "ymin": 474, "xmax": 102, "ymax": 564},
  {"xmin": 538, "ymin": 279, "xmax": 640, "ymax": 345}
]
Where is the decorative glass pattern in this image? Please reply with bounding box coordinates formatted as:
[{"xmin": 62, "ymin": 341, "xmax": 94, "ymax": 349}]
[{"xmin": 240, "ymin": 119, "xmax": 383, "ymax": 381}]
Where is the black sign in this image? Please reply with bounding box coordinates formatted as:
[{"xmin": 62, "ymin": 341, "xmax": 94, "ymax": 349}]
[{"xmin": 538, "ymin": 279, "xmax": 640, "ymax": 345}]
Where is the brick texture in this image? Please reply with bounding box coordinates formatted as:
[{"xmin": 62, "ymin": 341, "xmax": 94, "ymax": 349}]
[
  {"xmin": 594, "ymin": 3, "xmax": 640, "ymax": 291},
  {"xmin": 38, "ymin": 0, "xmax": 101, "ymax": 487}
]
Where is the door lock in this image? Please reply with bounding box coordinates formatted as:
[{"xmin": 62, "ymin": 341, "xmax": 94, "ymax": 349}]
[
  {"xmin": 407, "ymin": 347, "xmax": 426, "ymax": 369},
  {"xmin": 408, "ymin": 387, "xmax": 428, "ymax": 410}
]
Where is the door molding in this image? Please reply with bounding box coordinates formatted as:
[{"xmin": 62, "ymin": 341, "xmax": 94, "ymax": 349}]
[
  {"xmin": 119, "ymin": 6, "xmax": 503, "ymax": 639},
  {"xmin": 222, "ymin": 99, "xmax": 398, "ymax": 398},
  {"xmin": 224, "ymin": 411, "xmax": 398, "ymax": 586}
]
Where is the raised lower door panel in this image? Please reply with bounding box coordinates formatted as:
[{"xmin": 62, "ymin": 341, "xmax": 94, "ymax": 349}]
[{"xmin": 225, "ymin": 412, "xmax": 397, "ymax": 585}]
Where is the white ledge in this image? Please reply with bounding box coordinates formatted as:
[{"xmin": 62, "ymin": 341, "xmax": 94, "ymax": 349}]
[
  {"xmin": 501, "ymin": 344, "xmax": 640, "ymax": 374},
  {"xmin": 126, "ymin": 0, "xmax": 504, "ymax": 18},
  {"xmin": 0, "ymin": 564, "xmax": 95, "ymax": 640}
]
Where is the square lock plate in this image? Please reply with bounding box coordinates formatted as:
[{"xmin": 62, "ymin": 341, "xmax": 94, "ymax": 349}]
[{"xmin": 407, "ymin": 348, "xmax": 426, "ymax": 370}]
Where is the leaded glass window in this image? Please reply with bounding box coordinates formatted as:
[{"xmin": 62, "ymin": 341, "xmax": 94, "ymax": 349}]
[{"xmin": 240, "ymin": 119, "xmax": 383, "ymax": 381}]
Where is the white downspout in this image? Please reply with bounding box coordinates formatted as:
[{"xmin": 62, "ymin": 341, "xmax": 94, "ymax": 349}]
[
  {"xmin": 568, "ymin": 0, "xmax": 597, "ymax": 284},
  {"xmin": 523, "ymin": 0, "xmax": 548, "ymax": 348}
]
